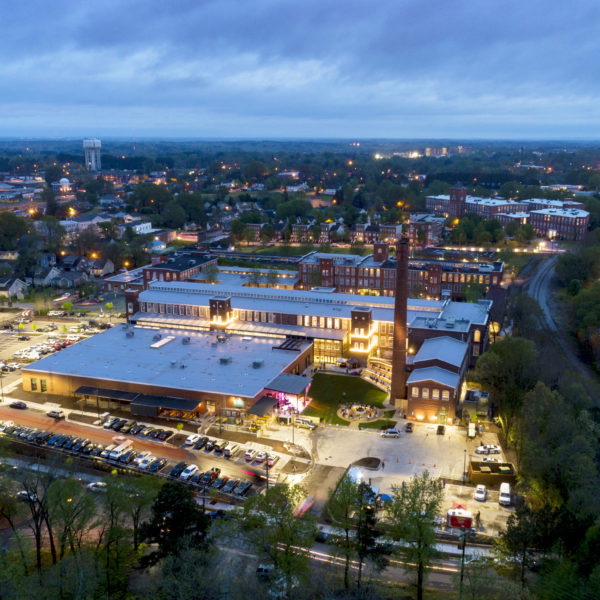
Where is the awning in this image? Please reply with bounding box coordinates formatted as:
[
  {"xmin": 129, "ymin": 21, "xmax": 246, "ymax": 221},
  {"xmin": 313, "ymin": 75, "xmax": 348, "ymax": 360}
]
[
  {"xmin": 134, "ymin": 394, "xmax": 201, "ymax": 412},
  {"xmin": 248, "ymin": 395, "xmax": 278, "ymax": 417},
  {"xmin": 74, "ymin": 386, "xmax": 139, "ymax": 402},
  {"xmin": 265, "ymin": 373, "xmax": 312, "ymax": 396}
]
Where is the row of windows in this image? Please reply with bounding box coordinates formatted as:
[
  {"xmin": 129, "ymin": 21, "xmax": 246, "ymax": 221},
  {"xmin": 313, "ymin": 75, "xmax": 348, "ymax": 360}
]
[{"xmin": 411, "ymin": 386, "xmax": 450, "ymax": 400}]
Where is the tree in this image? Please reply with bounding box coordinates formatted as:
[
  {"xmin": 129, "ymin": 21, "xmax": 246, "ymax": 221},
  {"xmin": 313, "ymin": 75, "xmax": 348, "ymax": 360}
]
[
  {"xmin": 161, "ymin": 200, "xmax": 186, "ymax": 229},
  {"xmin": 140, "ymin": 481, "xmax": 210, "ymax": 566},
  {"xmin": 39, "ymin": 216, "xmax": 66, "ymax": 255},
  {"xmin": 260, "ymin": 222, "xmax": 275, "ymax": 244},
  {"xmin": 44, "ymin": 165, "xmax": 63, "ymax": 185},
  {"xmin": 0, "ymin": 213, "xmax": 28, "ymax": 251},
  {"xmin": 0, "ymin": 262, "xmax": 12, "ymax": 277},
  {"xmin": 41, "ymin": 187, "xmax": 58, "ymax": 216},
  {"xmin": 475, "ymin": 337, "xmax": 538, "ymax": 442},
  {"xmin": 464, "ymin": 281, "xmax": 487, "ymax": 303},
  {"xmin": 62, "ymin": 301, "xmax": 72, "ymax": 312},
  {"xmin": 515, "ymin": 224, "xmax": 535, "ymax": 244},
  {"xmin": 203, "ymin": 263, "xmax": 219, "ymax": 283},
  {"xmin": 386, "ymin": 471, "xmax": 444, "ymax": 600},
  {"xmin": 326, "ymin": 474, "xmax": 360, "ymax": 589},
  {"xmin": 247, "ymin": 269, "xmax": 263, "ymax": 287},
  {"xmin": 239, "ymin": 484, "xmax": 314, "ymax": 598},
  {"xmin": 265, "ymin": 269, "xmax": 279, "ymax": 287},
  {"xmin": 126, "ymin": 475, "xmax": 161, "ymax": 551}
]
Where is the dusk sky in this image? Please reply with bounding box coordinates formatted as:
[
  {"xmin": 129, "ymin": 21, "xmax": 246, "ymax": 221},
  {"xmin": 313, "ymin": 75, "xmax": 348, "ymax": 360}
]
[{"xmin": 2, "ymin": 0, "xmax": 599, "ymax": 139}]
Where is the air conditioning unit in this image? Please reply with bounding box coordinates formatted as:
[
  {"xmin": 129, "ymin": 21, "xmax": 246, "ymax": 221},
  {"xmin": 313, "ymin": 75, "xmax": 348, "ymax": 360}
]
[
  {"xmin": 220, "ymin": 356, "xmax": 232, "ymax": 365},
  {"xmin": 252, "ymin": 360, "xmax": 264, "ymax": 369},
  {"xmin": 126, "ymin": 331, "xmax": 134, "ymax": 337},
  {"xmin": 182, "ymin": 337, "xmax": 191, "ymax": 345},
  {"xmin": 153, "ymin": 333, "xmax": 161, "ymax": 340}
]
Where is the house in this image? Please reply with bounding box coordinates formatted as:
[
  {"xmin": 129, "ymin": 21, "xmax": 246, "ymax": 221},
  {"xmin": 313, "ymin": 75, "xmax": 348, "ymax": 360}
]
[
  {"xmin": 0, "ymin": 278, "xmax": 28, "ymax": 300},
  {"xmin": 89, "ymin": 258, "xmax": 115, "ymax": 278},
  {"xmin": 116, "ymin": 221, "xmax": 153, "ymax": 237},
  {"xmin": 61, "ymin": 256, "xmax": 88, "ymax": 272},
  {"xmin": 53, "ymin": 271, "xmax": 89, "ymax": 289},
  {"xmin": 33, "ymin": 266, "xmax": 62, "ymax": 287}
]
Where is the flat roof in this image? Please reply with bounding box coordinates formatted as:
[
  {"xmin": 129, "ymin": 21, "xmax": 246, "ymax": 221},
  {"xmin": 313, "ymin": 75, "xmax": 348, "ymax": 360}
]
[
  {"xmin": 248, "ymin": 395, "xmax": 278, "ymax": 417},
  {"xmin": 23, "ymin": 326, "xmax": 310, "ymax": 399},
  {"xmin": 407, "ymin": 367, "xmax": 460, "ymax": 389},
  {"xmin": 265, "ymin": 373, "xmax": 311, "ymax": 395}
]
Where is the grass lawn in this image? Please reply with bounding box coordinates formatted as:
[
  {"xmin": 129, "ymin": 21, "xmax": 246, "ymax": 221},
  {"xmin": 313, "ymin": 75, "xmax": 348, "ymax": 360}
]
[
  {"xmin": 303, "ymin": 373, "xmax": 388, "ymax": 425},
  {"xmin": 358, "ymin": 419, "xmax": 398, "ymax": 430}
]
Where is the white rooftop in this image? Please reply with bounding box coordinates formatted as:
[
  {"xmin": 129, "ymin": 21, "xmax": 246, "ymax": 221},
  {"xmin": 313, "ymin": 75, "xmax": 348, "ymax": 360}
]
[
  {"xmin": 530, "ymin": 208, "xmax": 589, "ymax": 218},
  {"xmin": 407, "ymin": 366, "xmax": 460, "ymax": 389},
  {"xmin": 23, "ymin": 326, "xmax": 310, "ymax": 399},
  {"xmin": 413, "ymin": 336, "xmax": 468, "ymax": 368}
]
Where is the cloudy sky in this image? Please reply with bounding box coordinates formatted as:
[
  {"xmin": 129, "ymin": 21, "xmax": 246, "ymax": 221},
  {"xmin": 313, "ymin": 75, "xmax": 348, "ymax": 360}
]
[{"xmin": 2, "ymin": 0, "xmax": 599, "ymax": 139}]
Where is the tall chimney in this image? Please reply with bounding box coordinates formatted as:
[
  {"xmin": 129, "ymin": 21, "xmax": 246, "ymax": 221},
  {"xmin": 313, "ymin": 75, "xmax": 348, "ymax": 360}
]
[{"xmin": 390, "ymin": 235, "xmax": 409, "ymax": 407}]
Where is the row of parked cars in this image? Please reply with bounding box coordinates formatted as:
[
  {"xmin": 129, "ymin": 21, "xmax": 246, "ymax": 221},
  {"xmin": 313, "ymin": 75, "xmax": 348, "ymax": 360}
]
[
  {"xmin": 168, "ymin": 461, "xmax": 253, "ymax": 497},
  {"xmin": 103, "ymin": 416, "xmax": 172, "ymax": 442},
  {"xmin": 0, "ymin": 420, "xmax": 169, "ymax": 473}
]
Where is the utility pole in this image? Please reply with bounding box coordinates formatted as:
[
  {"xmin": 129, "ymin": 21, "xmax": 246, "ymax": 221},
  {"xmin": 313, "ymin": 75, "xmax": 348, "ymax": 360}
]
[{"xmin": 463, "ymin": 448, "xmax": 467, "ymax": 483}]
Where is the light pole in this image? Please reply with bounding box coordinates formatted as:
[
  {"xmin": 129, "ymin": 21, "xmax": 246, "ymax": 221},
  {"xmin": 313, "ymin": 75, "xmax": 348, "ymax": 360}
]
[{"xmin": 463, "ymin": 448, "xmax": 467, "ymax": 483}]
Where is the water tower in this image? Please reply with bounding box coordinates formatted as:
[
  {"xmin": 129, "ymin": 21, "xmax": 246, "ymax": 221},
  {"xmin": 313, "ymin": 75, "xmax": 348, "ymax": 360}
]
[{"xmin": 83, "ymin": 138, "xmax": 102, "ymax": 171}]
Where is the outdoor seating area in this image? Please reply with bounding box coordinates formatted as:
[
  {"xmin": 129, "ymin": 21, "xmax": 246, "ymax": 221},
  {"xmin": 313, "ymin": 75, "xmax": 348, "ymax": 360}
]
[{"xmin": 338, "ymin": 403, "xmax": 381, "ymax": 422}]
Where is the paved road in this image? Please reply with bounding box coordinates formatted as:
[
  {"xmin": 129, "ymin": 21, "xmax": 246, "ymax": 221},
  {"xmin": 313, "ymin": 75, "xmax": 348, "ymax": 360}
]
[{"xmin": 523, "ymin": 255, "xmax": 600, "ymax": 397}]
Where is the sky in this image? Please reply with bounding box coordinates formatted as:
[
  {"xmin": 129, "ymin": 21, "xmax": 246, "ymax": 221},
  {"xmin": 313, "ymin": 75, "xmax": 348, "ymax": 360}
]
[{"xmin": 2, "ymin": 0, "xmax": 600, "ymax": 140}]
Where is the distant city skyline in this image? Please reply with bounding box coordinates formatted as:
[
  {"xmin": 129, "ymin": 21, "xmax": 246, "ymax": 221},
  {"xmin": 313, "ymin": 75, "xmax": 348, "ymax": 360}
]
[{"xmin": 2, "ymin": 0, "xmax": 600, "ymax": 139}]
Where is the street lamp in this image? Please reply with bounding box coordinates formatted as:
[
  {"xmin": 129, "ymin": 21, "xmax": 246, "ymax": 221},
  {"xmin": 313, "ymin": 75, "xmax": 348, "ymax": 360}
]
[{"xmin": 463, "ymin": 448, "xmax": 467, "ymax": 483}]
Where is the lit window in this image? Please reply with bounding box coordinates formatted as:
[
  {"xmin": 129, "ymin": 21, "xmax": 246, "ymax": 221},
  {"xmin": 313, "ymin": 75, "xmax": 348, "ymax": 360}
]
[
  {"xmin": 422, "ymin": 388, "xmax": 430, "ymax": 399},
  {"xmin": 412, "ymin": 386, "xmax": 419, "ymax": 398},
  {"xmin": 442, "ymin": 390, "xmax": 450, "ymax": 401}
]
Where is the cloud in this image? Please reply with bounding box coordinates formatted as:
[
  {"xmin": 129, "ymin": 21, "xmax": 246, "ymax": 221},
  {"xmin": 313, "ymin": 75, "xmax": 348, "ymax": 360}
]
[{"xmin": 1, "ymin": 0, "xmax": 599, "ymax": 138}]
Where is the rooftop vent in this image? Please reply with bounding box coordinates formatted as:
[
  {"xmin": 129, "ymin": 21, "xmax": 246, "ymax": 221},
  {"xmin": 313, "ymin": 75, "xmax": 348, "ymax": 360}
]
[
  {"xmin": 153, "ymin": 333, "xmax": 162, "ymax": 341},
  {"xmin": 220, "ymin": 356, "xmax": 232, "ymax": 365},
  {"xmin": 126, "ymin": 330, "xmax": 134, "ymax": 337},
  {"xmin": 252, "ymin": 359, "xmax": 264, "ymax": 369},
  {"xmin": 182, "ymin": 336, "xmax": 191, "ymax": 345},
  {"xmin": 445, "ymin": 318, "xmax": 455, "ymax": 329}
]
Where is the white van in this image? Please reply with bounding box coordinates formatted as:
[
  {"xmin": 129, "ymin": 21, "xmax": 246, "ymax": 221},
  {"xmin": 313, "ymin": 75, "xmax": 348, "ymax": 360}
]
[
  {"xmin": 109, "ymin": 440, "xmax": 133, "ymax": 460},
  {"xmin": 499, "ymin": 482, "xmax": 511, "ymax": 506},
  {"xmin": 468, "ymin": 423, "xmax": 476, "ymax": 439}
]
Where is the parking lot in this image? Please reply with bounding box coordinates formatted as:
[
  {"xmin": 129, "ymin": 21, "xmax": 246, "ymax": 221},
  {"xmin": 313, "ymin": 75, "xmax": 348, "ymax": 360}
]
[
  {"xmin": 312, "ymin": 420, "xmax": 513, "ymax": 535},
  {"xmin": 0, "ymin": 404, "xmax": 291, "ymax": 503}
]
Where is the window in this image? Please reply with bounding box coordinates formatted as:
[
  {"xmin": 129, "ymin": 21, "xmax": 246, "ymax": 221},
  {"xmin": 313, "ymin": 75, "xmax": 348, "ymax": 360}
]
[
  {"xmin": 30, "ymin": 378, "xmax": 37, "ymax": 392},
  {"xmin": 442, "ymin": 390, "xmax": 450, "ymax": 401},
  {"xmin": 422, "ymin": 388, "xmax": 430, "ymax": 399},
  {"xmin": 473, "ymin": 329, "xmax": 481, "ymax": 343},
  {"xmin": 411, "ymin": 386, "xmax": 419, "ymax": 398},
  {"xmin": 40, "ymin": 379, "xmax": 47, "ymax": 393},
  {"xmin": 432, "ymin": 388, "xmax": 439, "ymax": 400}
]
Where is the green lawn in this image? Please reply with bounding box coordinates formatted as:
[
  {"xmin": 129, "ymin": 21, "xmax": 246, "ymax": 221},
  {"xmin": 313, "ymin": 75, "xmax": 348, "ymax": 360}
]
[
  {"xmin": 303, "ymin": 373, "xmax": 388, "ymax": 425},
  {"xmin": 358, "ymin": 419, "xmax": 398, "ymax": 430}
]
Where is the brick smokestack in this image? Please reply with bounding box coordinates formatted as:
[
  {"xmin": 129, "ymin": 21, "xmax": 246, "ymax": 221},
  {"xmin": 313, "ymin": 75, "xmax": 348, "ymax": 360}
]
[{"xmin": 390, "ymin": 235, "xmax": 409, "ymax": 406}]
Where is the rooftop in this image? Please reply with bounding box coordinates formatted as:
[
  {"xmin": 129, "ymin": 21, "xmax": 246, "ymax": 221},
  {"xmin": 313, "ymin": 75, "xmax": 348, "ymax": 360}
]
[
  {"xmin": 530, "ymin": 208, "xmax": 589, "ymax": 218},
  {"xmin": 150, "ymin": 253, "xmax": 214, "ymax": 272},
  {"xmin": 23, "ymin": 326, "xmax": 311, "ymax": 399},
  {"xmin": 413, "ymin": 336, "xmax": 468, "ymax": 368},
  {"xmin": 407, "ymin": 367, "xmax": 460, "ymax": 389}
]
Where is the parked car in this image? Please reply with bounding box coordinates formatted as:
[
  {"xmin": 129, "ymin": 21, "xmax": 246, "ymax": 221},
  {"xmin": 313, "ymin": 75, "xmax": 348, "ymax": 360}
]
[
  {"xmin": 138, "ymin": 455, "xmax": 156, "ymax": 469},
  {"xmin": 214, "ymin": 442, "xmax": 229, "ymax": 456},
  {"xmin": 199, "ymin": 468, "xmax": 220, "ymax": 487},
  {"xmin": 169, "ymin": 462, "xmax": 187, "ymax": 478},
  {"xmin": 119, "ymin": 450, "xmax": 138, "ymax": 464},
  {"xmin": 99, "ymin": 444, "xmax": 116, "ymax": 458},
  {"xmin": 204, "ymin": 439, "xmax": 216, "ymax": 452},
  {"xmin": 405, "ymin": 422, "xmax": 413, "ymax": 433},
  {"xmin": 119, "ymin": 420, "xmax": 136, "ymax": 434},
  {"xmin": 47, "ymin": 409, "xmax": 65, "ymax": 419},
  {"xmin": 437, "ymin": 425, "xmax": 446, "ymax": 435},
  {"xmin": 475, "ymin": 444, "xmax": 501, "ymax": 455},
  {"xmin": 133, "ymin": 450, "xmax": 152, "ymax": 466},
  {"xmin": 130, "ymin": 424, "xmax": 145, "ymax": 435},
  {"xmin": 17, "ymin": 490, "xmax": 37, "ymax": 502},
  {"xmin": 482, "ymin": 457, "xmax": 499, "ymax": 463},
  {"xmin": 266, "ymin": 454, "xmax": 279, "ymax": 467},
  {"xmin": 194, "ymin": 436, "xmax": 209, "ymax": 450},
  {"xmin": 380, "ymin": 428, "xmax": 400, "ymax": 438},
  {"xmin": 185, "ymin": 433, "xmax": 201, "ymax": 446},
  {"xmin": 180, "ymin": 464, "xmax": 199, "ymax": 481},
  {"xmin": 234, "ymin": 481, "xmax": 252, "ymax": 496},
  {"xmin": 223, "ymin": 444, "xmax": 239, "ymax": 458},
  {"xmin": 9, "ymin": 401, "xmax": 27, "ymax": 410},
  {"xmin": 222, "ymin": 479, "xmax": 239, "ymax": 494},
  {"xmin": 211, "ymin": 476, "xmax": 229, "ymax": 490},
  {"xmin": 147, "ymin": 458, "xmax": 167, "ymax": 473},
  {"xmin": 474, "ymin": 484, "xmax": 488, "ymax": 502},
  {"xmin": 244, "ymin": 449, "xmax": 257, "ymax": 462},
  {"xmin": 90, "ymin": 445, "xmax": 104, "ymax": 457},
  {"xmin": 157, "ymin": 430, "xmax": 171, "ymax": 442},
  {"xmin": 254, "ymin": 451, "xmax": 267, "ymax": 464}
]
